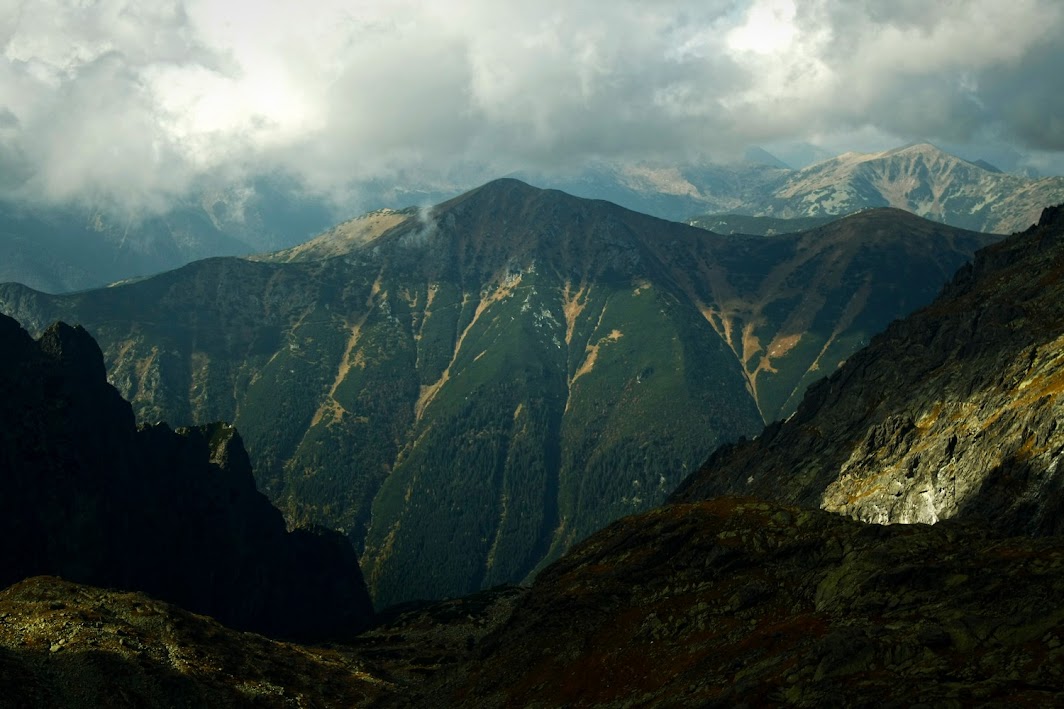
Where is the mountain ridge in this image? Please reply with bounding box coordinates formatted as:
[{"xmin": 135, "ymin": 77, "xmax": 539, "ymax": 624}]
[
  {"xmin": 0, "ymin": 181, "xmax": 997, "ymax": 606},
  {"xmin": 672, "ymin": 204, "xmax": 1064, "ymax": 538},
  {"xmin": 756, "ymin": 143, "xmax": 1064, "ymax": 233},
  {"xmin": 4, "ymin": 142, "xmax": 1060, "ymax": 294}
]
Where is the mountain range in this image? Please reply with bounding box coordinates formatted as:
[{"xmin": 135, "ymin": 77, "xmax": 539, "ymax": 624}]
[
  {"xmin": 750, "ymin": 143, "xmax": 1064, "ymax": 234},
  {"xmin": 514, "ymin": 159, "xmax": 790, "ymax": 223},
  {"xmin": 4, "ymin": 143, "xmax": 1060, "ymax": 297},
  {"xmin": 3, "ymin": 192, "xmax": 1064, "ymax": 704},
  {"xmin": 0, "ymin": 179, "xmax": 996, "ymax": 607},
  {"xmin": 533, "ymin": 143, "xmax": 1064, "ymax": 234},
  {"xmin": 418, "ymin": 202, "xmax": 1064, "ymax": 707}
]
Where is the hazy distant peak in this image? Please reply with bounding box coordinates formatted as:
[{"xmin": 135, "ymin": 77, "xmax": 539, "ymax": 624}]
[
  {"xmin": 814, "ymin": 143, "xmax": 957, "ymax": 170},
  {"xmin": 882, "ymin": 141, "xmax": 944, "ymax": 156},
  {"xmin": 760, "ymin": 142, "xmax": 1064, "ymax": 233},
  {"xmin": 973, "ymin": 159, "xmax": 1003, "ymax": 173},
  {"xmin": 743, "ymin": 146, "xmax": 791, "ymax": 170}
]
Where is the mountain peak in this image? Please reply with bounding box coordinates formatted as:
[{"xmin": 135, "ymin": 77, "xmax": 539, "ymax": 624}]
[
  {"xmin": 38, "ymin": 321, "xmax": 108, "ymax": 384},
  {"xmin": 456, "ymin": 177, "xmax": 546, "ymax": 203},
  {"xmin": 769, "ymin": 142, "xmax": 1062, "ymax": 232},
  {"xmin": 429, "ymin": 177, "xmax": 563, "ymax": 223},
  {"xmin": 743, "ymin": 146, "xmax": 791, "ymax": 169}
]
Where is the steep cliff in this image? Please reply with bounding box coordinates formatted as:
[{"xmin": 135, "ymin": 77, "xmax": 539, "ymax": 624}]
[
  {"xmin": 0, "ymin": 313, "xmax": 374, "ymax": 639},
  {"xmin": 673, "ymin": 205, "xmax": 1064, "ymax": 537}
]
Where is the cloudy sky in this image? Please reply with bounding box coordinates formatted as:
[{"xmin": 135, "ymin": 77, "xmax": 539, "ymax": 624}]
[{"xmin": 2, "ymin": 0, "xmax": 1063, "ymax": 212}]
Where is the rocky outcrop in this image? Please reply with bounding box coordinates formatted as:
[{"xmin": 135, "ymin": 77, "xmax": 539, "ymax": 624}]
[
  {"xmin": 0, "ymin": 576, "xmax": 390, "ymax": 708},
  {"xmin": 0, "ymin": 314, "xmax": 374, "ymax": 639},
  {"xmin": 673, "ymin": 204, "xmax": 1064, "ymax": 538}
]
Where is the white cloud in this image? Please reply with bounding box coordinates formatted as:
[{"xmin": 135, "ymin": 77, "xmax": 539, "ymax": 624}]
[{"xmin": 1, "ymin": 0, "xmax": 1062, "ymax": 213}]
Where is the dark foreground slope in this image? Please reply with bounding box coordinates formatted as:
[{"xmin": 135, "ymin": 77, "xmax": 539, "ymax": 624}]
[
  {"xmin": 7, "ymin": 499, "xmax": 1064, "ymax": 708},
  {"xmin": 0, "ymin": 314, "xmax": 373, "ymax": 639},
  {"xmin": 0, "ymin": 180, "xmax": 995, "ymax": 606},
  {"xmin": 673, "ymin": 205, "xmax": 1064, "ymax": 537},
  {"xmin": 414, "ymin": 499, "xmax": 1064, "ymax": 707}
]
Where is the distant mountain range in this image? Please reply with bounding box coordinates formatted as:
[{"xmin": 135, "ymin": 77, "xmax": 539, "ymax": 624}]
[
  {"xmin": 514, "ymin": 160, "xmax": 789, "ymax": 223},
  {"xmin": 3, "ymin": 143, "xmax": 1060, "ymax": 295},
  {"xmin": 753, "ymin": 143, "xmax": 1064, "ymax": 234},
  {"xmin": 0, "ymin": 179, "xmax": 996, "ymax": 607},
  {"xmin": 0, "ymin": 177, "xmax": 338, "ymax": 293},
  {"xmin": 531, "ymin": 144, "xmax": 1064, "ymax": 234},
  {"xmin": 0, "ymin": 198, "xmax": 247, "ymax": 293}
]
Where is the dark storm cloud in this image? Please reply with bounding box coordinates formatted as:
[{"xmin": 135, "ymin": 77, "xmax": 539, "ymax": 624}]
[
  {"xmin": 980, "ymin": 43, "xmax": 1064, "ymax": 151},
  {"xmin": 790, "ymin": 0, "xmax": 1064, "ymax": 149}
]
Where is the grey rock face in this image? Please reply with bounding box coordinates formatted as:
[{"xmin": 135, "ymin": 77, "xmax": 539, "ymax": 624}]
[{"xmin": 674, "ymin": 204, "xmax": 1064, "ymax": 537}]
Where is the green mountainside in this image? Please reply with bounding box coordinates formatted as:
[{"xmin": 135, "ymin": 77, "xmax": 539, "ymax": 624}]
[{"xmin": 0, "ymin": 180, "xmax": 996, "ymax": 606}]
